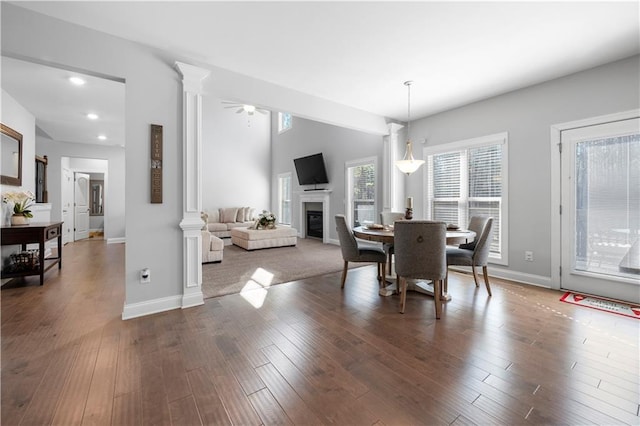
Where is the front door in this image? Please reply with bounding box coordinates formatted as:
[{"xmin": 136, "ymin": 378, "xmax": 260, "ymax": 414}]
[
  {"xmin": 74, "ymin": 172, "xmax": 90, "ymax": 241},
  {"xmin": 560, "ymin": 118, "xmax": 640, "ymax": 303}
]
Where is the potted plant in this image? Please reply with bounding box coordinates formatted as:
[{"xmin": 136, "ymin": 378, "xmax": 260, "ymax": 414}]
[
  {"xmin": 256, "ymin": 210, "xmax": 276, "ymax": 229},
  {"xmin": 2, "ymin": 190, "xmax": 35, "ymax": 225}
]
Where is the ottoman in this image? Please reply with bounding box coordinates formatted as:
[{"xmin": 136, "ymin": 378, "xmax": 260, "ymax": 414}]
[{"xmin": 231, "ymin": 226, "xmax": 298, "ymax": 250}]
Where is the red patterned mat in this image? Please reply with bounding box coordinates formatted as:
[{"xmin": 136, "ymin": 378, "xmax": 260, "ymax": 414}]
[{"xmin": 560, "ymin": 292, "xmax": 640, "ymax": 319}]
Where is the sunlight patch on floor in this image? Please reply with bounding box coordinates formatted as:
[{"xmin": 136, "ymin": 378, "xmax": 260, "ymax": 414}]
[{"xmin": 240, "ymin": 267, "xmax": 274, "ymax": 308}]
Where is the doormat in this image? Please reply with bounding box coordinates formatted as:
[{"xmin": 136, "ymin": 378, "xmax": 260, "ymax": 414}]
[{"xmin": 560, "ymin": 292, "xmax": 640, "ymax": 319}]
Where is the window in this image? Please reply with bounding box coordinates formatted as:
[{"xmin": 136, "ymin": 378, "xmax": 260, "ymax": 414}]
[
  {"xmin": 345, "ymin": 157, "xmax": 377, "ymax": 228},
  {"xmin": 277, "ymin": 172, "xmax": 292, "ymax": 225},
  {"xmin": 424, "ymin": 133, "xmax": 508, "ymax": 263},
  {"xmin": 278, "ymin": 112, "xmax": 292, "ymax": 134}
]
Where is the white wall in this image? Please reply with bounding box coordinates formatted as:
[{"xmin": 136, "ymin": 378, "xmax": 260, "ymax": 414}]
[
  {"xmin": 35, "ymin": 138, "xmax": 125, "ymax": 241},
  {"xmin": 405, "ymin": 55, "xmax": 640, "ymax": 284},
  {"xmin": 271, "ymin": 116, "xmax": 384, "ymax": 242},
  {"xmin": 201, "ymin": 94, "xmax": 271, "ymax": 213},
  {"xmin": 0, "ymin": 89, "xmax": 36, "ymax": 225},
  {"xmin": 3, "ymin": 3, "xmax": 184, "ymax": 307}
]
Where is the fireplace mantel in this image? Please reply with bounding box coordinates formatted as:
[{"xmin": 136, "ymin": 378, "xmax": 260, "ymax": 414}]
[{"xmin": 297, "ymin": 190, "xmax": 331, "ymax": 244}]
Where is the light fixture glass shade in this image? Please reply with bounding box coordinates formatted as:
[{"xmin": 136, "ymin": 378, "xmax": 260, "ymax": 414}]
[
  {"xmin": 394, "ymin": 80, "xmax": 425, "ymax": 175},
  {"xmin": 395, "ymin": 140, "xmax": 425, "ymax": 175}
]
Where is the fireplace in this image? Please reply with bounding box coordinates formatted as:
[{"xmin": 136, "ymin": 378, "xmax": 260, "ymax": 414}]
[
  {"xmin": 298, "ymin": 190, "xmax": 331, "ymax": 244},
  {"xmin": 306, "ymin": 210, "xmax": 323, "ymax": 239}
]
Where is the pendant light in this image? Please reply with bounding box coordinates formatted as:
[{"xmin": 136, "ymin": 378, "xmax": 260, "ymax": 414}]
[{"xmin": 395, "ymin": 81, "xmax": 425, "ymax": 175}]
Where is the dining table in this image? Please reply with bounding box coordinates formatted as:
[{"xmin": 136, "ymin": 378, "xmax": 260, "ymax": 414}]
[{"xmin": 353, "ymin": 225, "xmax": 476, "ymax": 300}]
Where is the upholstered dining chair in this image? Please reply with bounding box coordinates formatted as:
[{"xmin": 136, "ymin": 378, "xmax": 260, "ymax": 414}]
[
  {"xmin": 394, "ymin": 220, "xmax": 448, "ymax": 318},
  {"xmin": 335, "ymin": 214, "xmax": 387, "ymax": 289},
  {"xmin": 379, "ymin": 211, "xmax": 405, "ymax": 278},
  {"xmin": 445, "ymin": 217, "xmax": 494, "ymax": 296}
]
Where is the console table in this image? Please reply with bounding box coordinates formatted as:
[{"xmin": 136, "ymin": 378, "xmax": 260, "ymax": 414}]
[{"xmin": 1, "ymin": 221, "xmax": 63, "ymax": 285}]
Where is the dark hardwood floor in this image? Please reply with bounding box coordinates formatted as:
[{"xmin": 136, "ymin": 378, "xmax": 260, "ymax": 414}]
[{"xmin": 2, "ymin": 239, "xmax": 639, "ymax": 425}]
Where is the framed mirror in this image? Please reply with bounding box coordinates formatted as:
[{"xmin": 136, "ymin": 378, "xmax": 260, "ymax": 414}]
[
  {"xmin": 1, "ymin": 123, "xmax": 23, "ymax": 186},
  {"xmin": 90, "ymin": 180, "xmax": 104, "ymax": 216}
]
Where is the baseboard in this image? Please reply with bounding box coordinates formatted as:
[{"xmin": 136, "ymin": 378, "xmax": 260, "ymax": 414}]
[
  {"xmin": 107, "ymin": 237, "xmax": 126, "ymax": 244},
  {"xmin": 450, "ymin": 266, "xmax": 552, "ymax": 288},
  {"xmin": 182, "ymin": 292, "xmax": 204, "ymax": 309},
  {"xmin": 122, "ymin": 295, "xmax": 182, "ymax": 320}
]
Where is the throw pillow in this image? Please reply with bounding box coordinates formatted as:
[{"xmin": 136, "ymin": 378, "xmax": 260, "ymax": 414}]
[
  {"xmin": 243, "ymin": 207, "xmax": 251, "ymax": 222},
  {"xmin": 208, "ymin": 209, "xmax": 220, "ymax": 223},
  {"xmin": 247, "ymin": 207, "xmax": 256, "ymax": 221},
  {"xmin": 220, "ymin": 207, "xmax": 239, "ymax": 223},
  {"xmin": 236, "ymin": 208, "xmax": 245, "ymax": 222}
]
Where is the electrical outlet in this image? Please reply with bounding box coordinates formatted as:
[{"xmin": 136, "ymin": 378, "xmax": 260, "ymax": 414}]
[
  {"xmin": 525, "ymin": 251, "xmax": 534, "ymax": 262},
  {"xmin": 140, "ymin": 268, "xmax": 151, "ymax": 283}
]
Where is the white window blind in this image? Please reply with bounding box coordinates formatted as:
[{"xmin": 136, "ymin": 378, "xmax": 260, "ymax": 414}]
[{"xmin": 425, "ymin": 133, "xmax": 508, "ymax": 262}]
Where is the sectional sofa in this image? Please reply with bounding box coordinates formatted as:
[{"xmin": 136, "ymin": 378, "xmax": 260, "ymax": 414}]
[{"xmin": 202, "ymin": 207, "xmax": 257, "ymax": 243}]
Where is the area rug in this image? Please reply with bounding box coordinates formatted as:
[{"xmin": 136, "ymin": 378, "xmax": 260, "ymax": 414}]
[
  {"xmin": 201, "ymin": 238, "xmax": 372, "ymax": 299},
  {"xmin": 560, "ymin": 292, "xmax": 640, "ymax": 319}
]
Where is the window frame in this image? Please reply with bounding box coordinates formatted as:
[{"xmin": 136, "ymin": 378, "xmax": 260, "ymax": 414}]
[
  {"xmin": 277, "ymin": 172, "xmax": 292, "ymax": 225},
  {"xmin": 345, "ymin": 156, "xmax": 378, "ymax": 229},
  {"xmin": 278, "ymin": 112, "xmax": 292, "ymax": 134},
  {"xmin": 423, "ymin": 132, "xmax": 509, "ymax": 265}
]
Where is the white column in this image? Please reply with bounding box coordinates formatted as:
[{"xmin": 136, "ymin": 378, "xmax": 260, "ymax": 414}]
[
  {"xmin": 175, "ymin": 61, "xmax": 210, "ymax": 309},
  {"xmin": 383, "ymin": 122, "xmax": 404, "ymax": 212}
]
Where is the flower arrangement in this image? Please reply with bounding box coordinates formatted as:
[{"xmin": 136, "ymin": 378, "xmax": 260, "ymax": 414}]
[
  {"xmin": 256, "ymin": 210, "xmax": 276, "ymax": 229},
  {"xmin": 3, "ymin": 190, "xmax": 35, "ymax": 218}
]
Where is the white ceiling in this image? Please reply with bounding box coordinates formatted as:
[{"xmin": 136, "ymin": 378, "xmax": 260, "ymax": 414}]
[
  {"xmin": 3, "ymin": 1, "xmax": 639, "ymax": 144},
  {"xmin": 2, "ymin": 56, "xmax": 126, "ymax": 146}
]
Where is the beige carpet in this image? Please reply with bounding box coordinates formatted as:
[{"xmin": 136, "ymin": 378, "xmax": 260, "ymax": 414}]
[{"xmin": 201, "ymin": 238, "xmax": 371, "ymax": 299}]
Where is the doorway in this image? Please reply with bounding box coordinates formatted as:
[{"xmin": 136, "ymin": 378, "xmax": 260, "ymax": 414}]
[
  {"xmin": 62, "ymin": 157, "xmax": 109, "ymax": 243},
  {"xmin": 552, "ymin": 112, "xmax": 640, "ymax": 303}
]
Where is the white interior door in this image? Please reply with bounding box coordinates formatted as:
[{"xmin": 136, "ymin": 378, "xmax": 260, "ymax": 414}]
[
  {"xmin": 74, "ymin": 172, "xmax": 90, "ymax": 241},
  {"xmin": 560, "ymin": 118, "xmax": 640, "ymax": 303},
  {"xmin": 62, "ymin": 167, "xmax": 73, "ymax": 244}
]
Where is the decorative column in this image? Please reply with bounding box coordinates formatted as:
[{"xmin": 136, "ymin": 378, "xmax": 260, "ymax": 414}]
[
  {"xmin": 175, "ymin": 61, "xmax": 210, "ymax": 309},
  {"xmin": 383, "ymin": 122, "xmax": 404, "ymax": 212}
]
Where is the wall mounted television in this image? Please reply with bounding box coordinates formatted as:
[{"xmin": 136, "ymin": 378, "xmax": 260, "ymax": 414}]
[{"xmin": 293, "ymin": 153, "xmax": 329, "ymax": 189}]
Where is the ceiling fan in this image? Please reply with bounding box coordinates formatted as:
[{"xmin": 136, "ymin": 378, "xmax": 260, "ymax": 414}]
[{"xmin": 222, "ymin": 101, "xmax": 269, "ymax": 115}]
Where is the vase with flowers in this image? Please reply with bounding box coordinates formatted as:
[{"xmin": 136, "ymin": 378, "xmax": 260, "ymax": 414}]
[
  {"xmin": 255, "ymin": 210, "xmax": 276, "ymax": 230},
  {"xmin": 3, "ymin": 190, "xmax": 35, "ymax": 226}
]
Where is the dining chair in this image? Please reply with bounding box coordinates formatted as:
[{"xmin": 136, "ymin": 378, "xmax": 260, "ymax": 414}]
[
  {"xmin": 445, "ymin": 217, "xmax": 494, "ymax": 296},
  {"xmin": 379, "ymin": 211, "xmax": 405, "ymax": 278},
  {"xmin": 394, "ymin": 220, "xmax": 447, "ymax": 318},
  {"xmin": 335, "ymin": 214, "xmax": 387, "ymax": 289}
]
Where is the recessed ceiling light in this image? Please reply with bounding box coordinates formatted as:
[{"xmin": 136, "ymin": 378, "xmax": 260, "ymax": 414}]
[
  {"xmin": 98, "ymin": 135, "xmax": 107, "ymax": 141},
  {"xmin": 87, "ymin": 113, "xmax": 99, "ymax": 120},
  {"xmin": 69, "ymin": 76, "xmax": 86, "ymax": 86}
]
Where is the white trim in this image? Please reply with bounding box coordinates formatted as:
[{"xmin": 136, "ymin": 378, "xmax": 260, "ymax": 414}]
[
  {"xmin": 298, "ymin": 190, "xmax": 332, "ymax": 244},
  {"xmin": 549, "ymin": 109, "xmax": 640, "ymax": 292},
  {"xmin": 175, "ymin": 61, "xmax": 210, "ymax": 316},
  {"xmin": 182, "ymin": 292, "xmax": 204, "ymax": 309},
  {"xmin": 383, "ymin": 123, "xmax": 404, "ymax": 212},
  {"xmin": 107, "ymin": 237, "xmax": 125, "ymax": 244},
  {"xmin": 450, "ymin": 267, "xmax": 552, "ymax": 289},
  {"xmin": 122, "ymin": 295, "xmax": 182, "ymax": 320},
  {"xmin": 423, "ymin": 131, "xmax": 508, "ymax": 156}
]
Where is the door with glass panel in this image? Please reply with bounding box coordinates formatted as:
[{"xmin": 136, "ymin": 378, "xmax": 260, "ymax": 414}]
[
  {"xmin": 560, "ymin": 118, "xmax": 640, "ymax": 303},
  {"xmin": 345, "ymin": 158, "xmax": 377, "ymax": 228}
]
